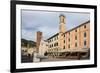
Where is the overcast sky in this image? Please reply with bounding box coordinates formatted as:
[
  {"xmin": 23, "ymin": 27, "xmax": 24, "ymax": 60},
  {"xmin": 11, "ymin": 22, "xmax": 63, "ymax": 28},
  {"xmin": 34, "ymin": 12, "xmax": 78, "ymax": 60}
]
[{"xmin": 21, "ymin": 10, "xmax": 90, "ymax": 41}]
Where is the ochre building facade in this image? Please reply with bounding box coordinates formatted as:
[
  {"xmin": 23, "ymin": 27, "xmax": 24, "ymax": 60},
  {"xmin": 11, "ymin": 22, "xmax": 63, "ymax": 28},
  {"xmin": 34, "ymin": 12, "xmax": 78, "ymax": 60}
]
[
  {"xmin": 37, "ymin": 15, "xmax": 90, "ymax": 58},
  {"xmin": 46, "ymin": 15, "xmax": 90, "ymax": 58}
]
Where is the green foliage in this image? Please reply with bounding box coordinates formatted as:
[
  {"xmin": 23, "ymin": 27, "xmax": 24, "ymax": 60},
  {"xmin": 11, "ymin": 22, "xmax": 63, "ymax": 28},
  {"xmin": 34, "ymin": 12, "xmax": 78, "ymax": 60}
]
[{"xmin": 21, "ymin": 38, "xmax": 36, "ymax": 48}]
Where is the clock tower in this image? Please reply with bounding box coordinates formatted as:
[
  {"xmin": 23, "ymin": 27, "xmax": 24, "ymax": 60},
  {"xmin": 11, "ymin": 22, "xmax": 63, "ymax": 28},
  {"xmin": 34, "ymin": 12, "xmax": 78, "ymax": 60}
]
[{"xmin": 59, "ymin": 15, "xmax": 66, "ymax": 49}]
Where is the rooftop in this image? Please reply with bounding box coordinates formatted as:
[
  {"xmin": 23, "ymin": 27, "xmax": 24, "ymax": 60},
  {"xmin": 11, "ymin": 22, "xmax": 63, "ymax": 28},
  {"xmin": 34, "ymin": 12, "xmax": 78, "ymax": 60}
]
[{"xmin": 46, "ymin": 20, "xmax": 90, "ymax": 40}]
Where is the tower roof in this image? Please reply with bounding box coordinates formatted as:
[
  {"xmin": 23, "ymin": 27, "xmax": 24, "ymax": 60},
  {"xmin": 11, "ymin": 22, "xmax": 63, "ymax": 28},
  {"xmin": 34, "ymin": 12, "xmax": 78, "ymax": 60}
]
[{"xmin": 59, "ymin": 14, "xmax": 65, "ymax": 17}]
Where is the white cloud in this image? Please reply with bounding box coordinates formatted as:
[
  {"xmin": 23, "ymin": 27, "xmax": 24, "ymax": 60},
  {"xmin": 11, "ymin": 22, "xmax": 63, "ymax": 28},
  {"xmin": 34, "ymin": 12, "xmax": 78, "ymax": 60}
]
[{"xmin": 21, "ymin": 10, "xmax": 90, "ymax": 41}]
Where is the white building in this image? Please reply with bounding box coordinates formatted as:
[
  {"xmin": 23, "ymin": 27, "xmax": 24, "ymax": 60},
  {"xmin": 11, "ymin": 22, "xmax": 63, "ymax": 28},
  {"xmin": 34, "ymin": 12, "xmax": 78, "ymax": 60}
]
[{"xmin": 39, "ymin": 39, "xmax": 48, "ymax": 56}]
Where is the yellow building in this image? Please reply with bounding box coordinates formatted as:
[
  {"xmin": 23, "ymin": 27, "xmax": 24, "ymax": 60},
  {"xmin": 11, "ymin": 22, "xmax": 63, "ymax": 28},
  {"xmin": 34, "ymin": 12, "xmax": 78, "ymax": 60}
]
[
  {"xmin": 39, "ymin": 39, "xmax": 48, "ymax": 56},
  {"xmin": 47, "ymin": 33, "xmax": 59, "ymax": 53},
  {"xmin": 47, "ymin": 15, "xmax": 66, "ymax": 53},
  {"xmin": 46, "ymin": 15, "xmax": 90, "ymax": 58},
  {"xmin": 65, "ymin": 21, "xmax": 90, "ymax": 51},
  {"xmin": 59, "ymin": 15, "xmax": 66, "ymax": 50}
]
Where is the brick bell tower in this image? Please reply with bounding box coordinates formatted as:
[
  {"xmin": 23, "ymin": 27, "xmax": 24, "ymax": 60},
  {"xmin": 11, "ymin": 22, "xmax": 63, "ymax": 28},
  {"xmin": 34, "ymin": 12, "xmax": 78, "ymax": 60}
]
[
  {"xmin": 59, "ymin": 15, "xmax": 66, "ymax": 49},
  {"xmin": 36, "ymin": 31, "xmax": 42, "ymax": 53}
]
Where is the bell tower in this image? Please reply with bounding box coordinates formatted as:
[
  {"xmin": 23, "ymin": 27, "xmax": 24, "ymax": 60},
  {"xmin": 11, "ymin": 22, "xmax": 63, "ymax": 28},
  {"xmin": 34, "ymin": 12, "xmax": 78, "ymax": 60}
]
[
  {"xmin": 59, "ymin": 15, "xmax": 66, "ymax": 33},
  {"xmin": 36, "ymin": 31, "xmax": 42, "ymax": 53},
  {"xmin": 59, "ymin": 15, "xmax": 66, "ymax": 49}
]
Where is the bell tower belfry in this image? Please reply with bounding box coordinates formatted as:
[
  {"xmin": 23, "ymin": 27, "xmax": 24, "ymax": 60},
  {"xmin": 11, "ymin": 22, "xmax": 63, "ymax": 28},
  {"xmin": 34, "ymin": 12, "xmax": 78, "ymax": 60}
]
[{"xmin": 59, "ymin": 15, "xmax": 66, "ymax": 49}]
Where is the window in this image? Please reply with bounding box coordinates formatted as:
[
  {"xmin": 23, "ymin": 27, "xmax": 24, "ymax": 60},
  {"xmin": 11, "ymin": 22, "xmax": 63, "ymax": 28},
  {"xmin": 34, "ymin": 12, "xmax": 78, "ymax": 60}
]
[
  {"xmin": 61, "ymin": 34, "xmax": 63, "ymax": 36},
  {"xmin": 75, "ymin": 29, "xmax": 77, "ymax": 32},
  {"xmin": 56, "ymin": 42, "xmax": 58, "ymax": 46},
  {"xmin": 75, "ymin": 43, "xmax": 77, "ymax": 47},
  {"xmin": 52, "ymin": 39, "xmax": 53, "ymax": 42},
  {"xmin": 68, "ymin": 38, "xmax": 70, "ymax": 42},
  {"xmin": 84, "ymin": 40, "xmax": 86, "ymax": 46},
  {"xmin": 64, "ymin": 40, "xmax": 65, "ymax": 43},
  {"xmin": 50, "ymin": 39, "xmax": 52, "ymax": 42},
  {"xmin": 84, "ymin": 32, "xmax": 86, "ymax": 37},
  {"xmin": 54, "ymin": 37, "xmax": 56, "ymax": 40},
  {"xmin": 52, "ymin": 44, "xmax": 53, "ymax": 47},
  {"xmin": 69, "ymin": 32, "xmax": 70, "ymax": 35},
  {"xmin": 55, "ymin": 42, "xmax": 58, "ymax": 46},
  {"xmin": 68, "ymin": 44, "xmax": 70, "ymax": 48},
  {"xmin": 50, "ymin": 45, "xmax": 51, "ymax": 48},
  {"xmin": 84, "ymin": 25, "xmax": 86, "ymax": 28},
  {"xmin": 75, "ymin": 36, "xmax": 77, "ymax": 40},
  {"xmin": 63, "ymin": 46, "xmax": 65, "ymax": 49}
]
